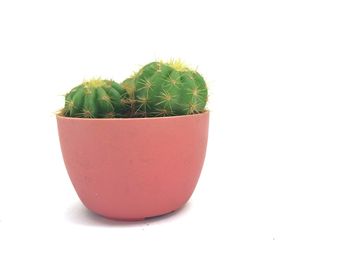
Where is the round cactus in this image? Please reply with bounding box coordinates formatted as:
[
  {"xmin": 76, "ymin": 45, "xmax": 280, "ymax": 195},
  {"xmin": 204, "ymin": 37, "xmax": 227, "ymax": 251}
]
[
  {"xmin": 131, "ymin": 60, "xmax": 208, "ymax": 117},
  {"xmin": 61, "ymin": 79, "xmax": 128, "ymax": 118}
]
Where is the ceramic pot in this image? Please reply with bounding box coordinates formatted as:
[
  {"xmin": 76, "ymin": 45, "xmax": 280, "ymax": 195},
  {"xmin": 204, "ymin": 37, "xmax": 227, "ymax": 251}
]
[{"xmin": 57, "ymin": 111, "xmax": 209, "ymax": 220}]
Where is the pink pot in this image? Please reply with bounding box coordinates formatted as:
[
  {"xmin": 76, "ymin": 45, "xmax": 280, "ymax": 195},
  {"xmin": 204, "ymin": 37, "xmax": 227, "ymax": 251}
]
[{"xmin": 57, "ymin": 112, "xmax": 209, "ymax": 221}]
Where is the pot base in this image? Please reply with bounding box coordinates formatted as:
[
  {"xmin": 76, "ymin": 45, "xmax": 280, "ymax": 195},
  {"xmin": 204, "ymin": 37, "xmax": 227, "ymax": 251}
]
[{"xmin": 94, "ymin": 210, "xmax": 177, "ymax": 222}]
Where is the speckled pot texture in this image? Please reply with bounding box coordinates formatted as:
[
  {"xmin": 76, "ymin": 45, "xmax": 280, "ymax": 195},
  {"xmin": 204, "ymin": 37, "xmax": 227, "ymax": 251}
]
[{"xmin": 57, "ymin": 111, "xmax": 209, "ymax": 221}]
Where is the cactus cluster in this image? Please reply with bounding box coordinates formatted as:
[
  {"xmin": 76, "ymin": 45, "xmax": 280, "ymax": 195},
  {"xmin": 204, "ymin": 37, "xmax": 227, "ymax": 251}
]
[{"xmin": 60, "ymin": 60, "xmax": 208, "ymax": 118}]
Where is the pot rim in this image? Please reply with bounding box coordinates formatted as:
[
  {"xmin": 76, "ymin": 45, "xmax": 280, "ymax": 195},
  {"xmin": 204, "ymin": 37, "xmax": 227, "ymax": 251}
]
[{"xmin": 56, "ymin": 110, "xmax": 209, "ymax": 121}]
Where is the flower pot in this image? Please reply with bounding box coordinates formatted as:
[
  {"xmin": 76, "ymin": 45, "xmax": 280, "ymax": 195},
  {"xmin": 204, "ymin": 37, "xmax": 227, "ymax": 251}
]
[{"xmin": 56, "ymin": 111, "xmax": 209, "ymax": 221}]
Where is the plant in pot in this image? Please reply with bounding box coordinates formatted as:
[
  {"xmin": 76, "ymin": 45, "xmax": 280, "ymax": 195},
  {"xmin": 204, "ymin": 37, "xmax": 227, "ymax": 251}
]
[{"xmin": 56, "ymin": 60, "xmax": 209, "ymax": 221}]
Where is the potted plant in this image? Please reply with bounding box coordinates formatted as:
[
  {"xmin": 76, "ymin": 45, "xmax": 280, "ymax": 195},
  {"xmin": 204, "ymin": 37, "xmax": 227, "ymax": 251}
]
[{"xmin": 56, "ymin": 60, "xmax": 209, "ymax": 220}]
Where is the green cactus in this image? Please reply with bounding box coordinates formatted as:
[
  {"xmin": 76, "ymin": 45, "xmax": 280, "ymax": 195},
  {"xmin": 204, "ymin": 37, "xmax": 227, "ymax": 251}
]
[
  {"xmin": 130, "ymin": 60, "xmax": 208, "ymax": 117},
  {"xmin": 120, "ymin": 77, "xmax": 136, "ymax": 117},
  {"xmin": 61, "ymin": 78, "xmax": 128, "ymax": 118},
  {"xmin": 59, "ymin": 60, "xmax": 208, "ymax": 119}
]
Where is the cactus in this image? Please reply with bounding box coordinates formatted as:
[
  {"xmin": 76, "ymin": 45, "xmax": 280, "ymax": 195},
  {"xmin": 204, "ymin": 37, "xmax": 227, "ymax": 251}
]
[
  {"xmin": 61, "ymin": 79, "xmax": 128, "ymax": 118},
  {"xmin": 59, "ymin": 60, "xmax": 208, "ymax": 119},
  {"xmin": 130, "ymin": 60, "xmax": 208, "ymax": 117},
  {"xmin": 120, "ymin": 77, "xmax": 136, "ymax": 117}
]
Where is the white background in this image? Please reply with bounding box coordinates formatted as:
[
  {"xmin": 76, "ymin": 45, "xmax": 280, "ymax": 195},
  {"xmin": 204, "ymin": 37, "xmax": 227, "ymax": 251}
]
[{"xmin": 0, "ymin": 0, "xmax": 350, "ymax": 262}]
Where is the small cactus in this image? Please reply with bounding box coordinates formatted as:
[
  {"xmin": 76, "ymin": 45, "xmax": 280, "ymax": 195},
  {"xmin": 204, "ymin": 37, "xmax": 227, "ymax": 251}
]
[
  {"xmin": 129, "ymin": 60, "xmax": 208, "ymax": 117},
  {"xmin": 61, "ymin": 79, "xmax": 128, "ymax": 118},
  {"xmin": 120, "ymin": 77, "xmax": 136, "ymax": 117}
]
